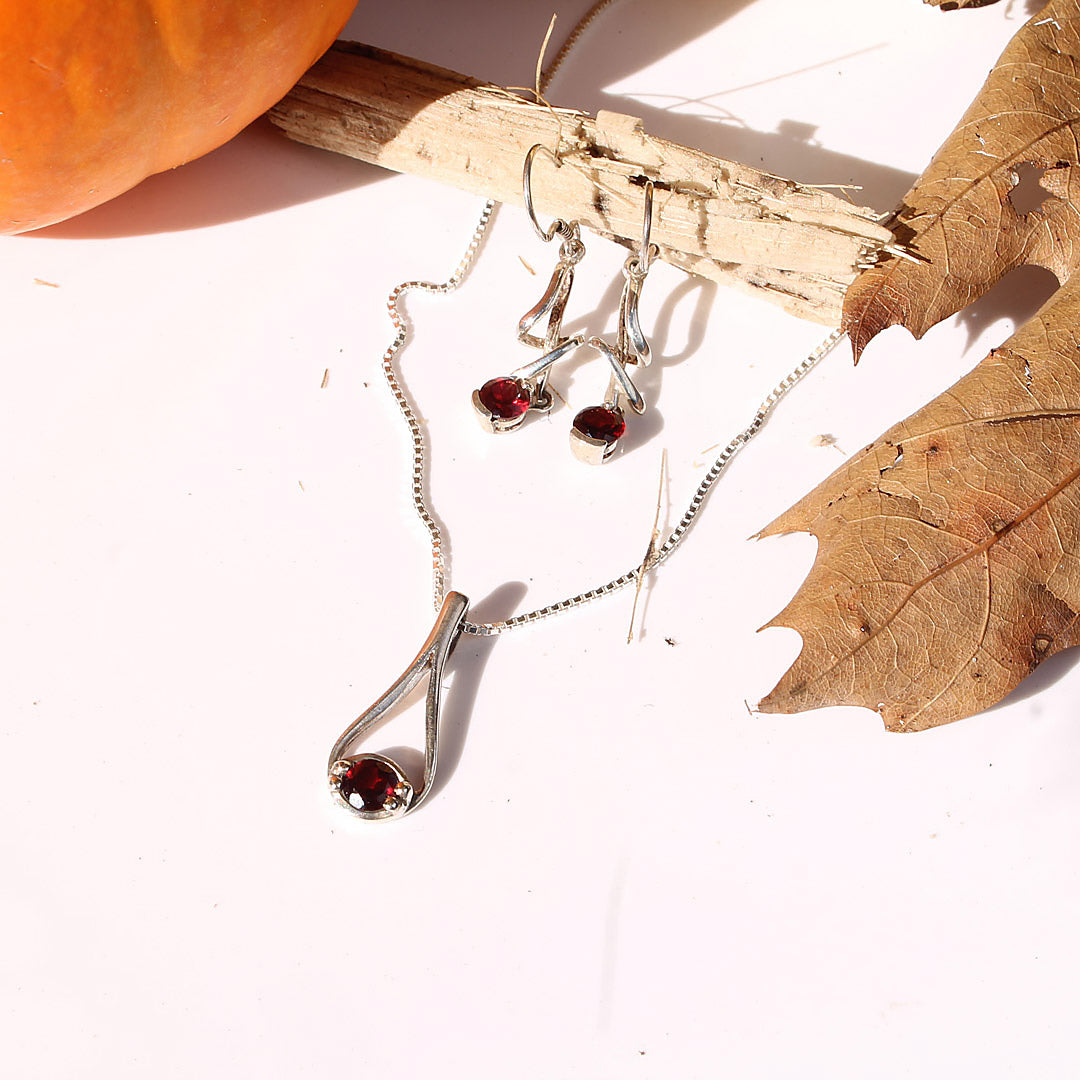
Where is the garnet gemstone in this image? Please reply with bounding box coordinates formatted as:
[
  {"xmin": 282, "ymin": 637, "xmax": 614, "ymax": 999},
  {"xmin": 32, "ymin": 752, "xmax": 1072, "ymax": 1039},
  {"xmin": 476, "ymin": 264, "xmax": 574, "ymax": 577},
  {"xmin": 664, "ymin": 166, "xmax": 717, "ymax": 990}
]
[
  {"xmin": 572, "ymin": 405, "xmax": 625, "ymax": 445},
  {"xmin": 339, "ymin": 757, "xmax": 402, "ymax": 812},
  {"xmin": 477, "ymin": 377, "xmax": 531, "ymax": 420}
]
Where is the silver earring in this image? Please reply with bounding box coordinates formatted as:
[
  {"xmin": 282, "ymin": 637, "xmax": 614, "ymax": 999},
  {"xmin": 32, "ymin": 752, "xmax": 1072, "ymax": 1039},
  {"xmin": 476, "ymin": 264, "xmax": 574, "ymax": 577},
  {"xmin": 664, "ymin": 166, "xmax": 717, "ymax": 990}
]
[
  {"xmin": 570, "ymin": 180, "xmax": 658, "ymax": 464},
  {"xmin": 472, "ymin": 143, "xmax": 586, "ymax": 433}
]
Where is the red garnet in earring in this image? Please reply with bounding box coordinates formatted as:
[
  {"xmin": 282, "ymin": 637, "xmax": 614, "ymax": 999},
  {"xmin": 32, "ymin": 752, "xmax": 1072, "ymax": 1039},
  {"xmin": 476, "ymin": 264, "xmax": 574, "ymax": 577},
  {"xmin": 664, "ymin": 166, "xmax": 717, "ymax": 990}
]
[
  {"xmin": 570, "ymin": 404, "xmax": 626, "ymax": 464},
  {"xmin": 330, "ymin": 754, "xmax": 414, "ymax": 819},
  {"xmin": 472, "ymin": 376, "xmax": 532, "ymax": 432}
]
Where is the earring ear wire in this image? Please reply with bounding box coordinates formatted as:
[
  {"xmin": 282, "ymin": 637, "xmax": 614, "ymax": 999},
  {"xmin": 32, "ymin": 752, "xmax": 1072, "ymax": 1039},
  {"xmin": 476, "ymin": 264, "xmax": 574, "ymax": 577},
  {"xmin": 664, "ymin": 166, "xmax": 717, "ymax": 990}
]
[
  {"xmin": 569, "ymin": 180, "xmax": 659, "ymax": 464},
  {"xmin": 522, "ymin": 142, "xmax": 571, "ymax": 244}
]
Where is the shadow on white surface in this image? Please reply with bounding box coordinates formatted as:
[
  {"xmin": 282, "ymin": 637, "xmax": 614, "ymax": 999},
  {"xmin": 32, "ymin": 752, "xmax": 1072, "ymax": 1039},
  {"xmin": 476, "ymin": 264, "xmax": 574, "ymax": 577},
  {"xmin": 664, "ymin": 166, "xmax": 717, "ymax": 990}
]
[
  {"xmin": 988, "ymin": 645, "xmax": 1080, "ymax": 713},
  {"xmin": 953, "ymin": 264, "xmax": 1062, "ymax": 354},
  {"xmin": 28, "ymin": 118, "xmax": 377, "ymax": 240},
  {"xmin": 424, "ymin": 581, "xmax": 529, "ymax": 806}
]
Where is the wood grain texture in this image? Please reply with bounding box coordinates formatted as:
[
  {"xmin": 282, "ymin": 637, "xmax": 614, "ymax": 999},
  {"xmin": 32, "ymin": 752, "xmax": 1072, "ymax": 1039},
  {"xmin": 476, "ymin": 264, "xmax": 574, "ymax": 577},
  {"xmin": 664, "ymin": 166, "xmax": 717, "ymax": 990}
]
[{"xmin": 269, "ymin": 41, "xmax": 893, "ymax": 324}]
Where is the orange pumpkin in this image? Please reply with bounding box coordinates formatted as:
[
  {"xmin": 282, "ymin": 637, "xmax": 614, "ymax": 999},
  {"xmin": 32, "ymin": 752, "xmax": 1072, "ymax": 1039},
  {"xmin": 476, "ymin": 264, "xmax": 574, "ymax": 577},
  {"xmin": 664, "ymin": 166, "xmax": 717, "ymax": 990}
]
[{"xmin": 0, "ymin": 1, "xmax": 357, "ymax": 233}]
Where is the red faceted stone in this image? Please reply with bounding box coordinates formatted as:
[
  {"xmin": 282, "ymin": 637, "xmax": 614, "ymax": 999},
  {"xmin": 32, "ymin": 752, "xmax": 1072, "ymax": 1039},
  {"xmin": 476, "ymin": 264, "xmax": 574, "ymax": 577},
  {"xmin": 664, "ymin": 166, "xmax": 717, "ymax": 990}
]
[
  {"xmin": 477, "ymin": 377, "xmax": 530, "ymax": 420},
  {"xmin": 573, "ymin": 405, "xmax": 625, "ymax": 445},
  {"xmin": 340, "ymin": 757, "xmax": 401, "ymax": 811}
]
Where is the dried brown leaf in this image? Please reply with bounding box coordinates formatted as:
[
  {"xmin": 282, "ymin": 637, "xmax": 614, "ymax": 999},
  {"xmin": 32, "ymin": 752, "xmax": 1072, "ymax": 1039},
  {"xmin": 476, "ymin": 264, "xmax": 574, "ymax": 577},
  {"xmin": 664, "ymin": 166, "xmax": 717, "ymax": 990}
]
[
  {"xmin": 759, "ymin": 289, "xmax": 1080, "ymax": 728},
  {"xmin": 761, "ymin": 0, "xmax": 1080, "ymax": 727},
  {"xmin": 846, "ymin": 0, "xmax": 1070, "ymax": 357}
]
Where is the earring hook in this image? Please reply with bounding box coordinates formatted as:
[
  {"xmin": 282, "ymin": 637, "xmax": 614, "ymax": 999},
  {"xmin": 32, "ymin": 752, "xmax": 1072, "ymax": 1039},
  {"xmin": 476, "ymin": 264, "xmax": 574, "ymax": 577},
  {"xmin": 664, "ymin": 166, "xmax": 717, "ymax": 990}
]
[
  {"xmin": 523, "ymin": 143, "xmax": 572, "ymax": 244},
  {"xmin": 631, "ymin": 179, "xmax": 660, "ymax": 276},
  {"xmin": 639, "ymin": 179, "xmax": 656, "ymax": 273}
]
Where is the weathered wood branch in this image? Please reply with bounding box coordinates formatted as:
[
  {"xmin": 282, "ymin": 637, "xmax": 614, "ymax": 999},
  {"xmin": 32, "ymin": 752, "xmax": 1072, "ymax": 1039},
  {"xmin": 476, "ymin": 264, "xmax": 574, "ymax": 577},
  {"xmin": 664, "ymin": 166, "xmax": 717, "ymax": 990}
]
[{"xmin": 269, "ymin": 41, "xmax": 894, "ymax": 324}]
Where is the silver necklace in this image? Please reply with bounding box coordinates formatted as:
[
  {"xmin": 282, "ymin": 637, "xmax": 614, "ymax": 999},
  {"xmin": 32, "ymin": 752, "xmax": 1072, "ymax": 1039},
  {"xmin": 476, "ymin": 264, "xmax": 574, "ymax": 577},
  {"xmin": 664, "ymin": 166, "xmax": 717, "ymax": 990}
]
[{"xmin": 326, "ymin": 4, "xmax": 846, "ymax": 820}]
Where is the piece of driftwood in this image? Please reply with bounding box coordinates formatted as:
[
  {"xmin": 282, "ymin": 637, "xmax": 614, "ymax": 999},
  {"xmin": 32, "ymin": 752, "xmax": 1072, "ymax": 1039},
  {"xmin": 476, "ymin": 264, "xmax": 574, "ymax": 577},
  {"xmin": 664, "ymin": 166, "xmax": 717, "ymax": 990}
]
[{"xmin": 269, "ymin": 42, "xmax": 894, "ymax": 324}]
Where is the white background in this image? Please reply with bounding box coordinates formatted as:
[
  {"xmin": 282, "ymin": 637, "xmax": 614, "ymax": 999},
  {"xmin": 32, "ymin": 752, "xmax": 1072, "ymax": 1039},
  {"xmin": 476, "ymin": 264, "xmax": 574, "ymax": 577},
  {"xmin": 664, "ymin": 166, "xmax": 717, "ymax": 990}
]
[{"xmin": 3, "ymin": 1, "xmax": 1076, "ymax": 1077}]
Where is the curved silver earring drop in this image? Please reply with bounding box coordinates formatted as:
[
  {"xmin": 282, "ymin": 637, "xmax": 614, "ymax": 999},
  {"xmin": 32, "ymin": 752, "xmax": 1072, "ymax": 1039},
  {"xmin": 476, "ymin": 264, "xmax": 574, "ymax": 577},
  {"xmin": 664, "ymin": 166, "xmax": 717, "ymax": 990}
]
[
  {"xmin": 472, "ymin": 144, "xmax": 586, "ymax": 433},
  {"xmin": 570, "ymin": 180, "xmax": 659, "ymax": 464}
]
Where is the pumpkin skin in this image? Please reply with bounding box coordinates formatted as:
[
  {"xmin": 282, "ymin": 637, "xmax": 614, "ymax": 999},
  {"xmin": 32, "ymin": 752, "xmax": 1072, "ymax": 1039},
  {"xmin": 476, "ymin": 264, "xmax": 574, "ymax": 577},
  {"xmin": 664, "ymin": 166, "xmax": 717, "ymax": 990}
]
[{"xmin": 0, "ymin": 0, "xmax": 357, "ymax": 233}]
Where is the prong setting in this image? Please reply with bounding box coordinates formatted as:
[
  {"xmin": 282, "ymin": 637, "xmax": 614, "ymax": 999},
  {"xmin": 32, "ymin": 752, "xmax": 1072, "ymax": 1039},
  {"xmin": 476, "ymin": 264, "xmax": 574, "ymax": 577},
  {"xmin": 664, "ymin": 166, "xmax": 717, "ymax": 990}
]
[
  {"xmin": 570, "ymin": 405, "xmax": 626, "ymax": 464},
  {"xmin": 472, "ymin": 378, "xmax": 533, "ymax": 432},
  {"xmin": 329, "ymin": 753, "xmax": 415, "ymax": 821}
]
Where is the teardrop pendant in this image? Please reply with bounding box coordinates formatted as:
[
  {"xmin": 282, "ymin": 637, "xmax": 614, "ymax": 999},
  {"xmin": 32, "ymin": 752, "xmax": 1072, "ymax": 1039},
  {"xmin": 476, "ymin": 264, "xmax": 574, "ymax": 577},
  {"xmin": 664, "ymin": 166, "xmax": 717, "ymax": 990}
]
[{"xmin": 328, "ymin": 592, "xmax": 469, "ymax": 821}]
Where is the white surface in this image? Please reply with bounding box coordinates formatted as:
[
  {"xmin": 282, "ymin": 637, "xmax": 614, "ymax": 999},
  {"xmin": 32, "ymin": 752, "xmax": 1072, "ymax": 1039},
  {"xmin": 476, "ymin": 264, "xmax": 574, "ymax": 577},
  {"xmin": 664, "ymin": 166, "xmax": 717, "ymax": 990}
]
[{"xmin": 3, "ymin": 1, "xmax": 1076, "ymax": 1077}]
